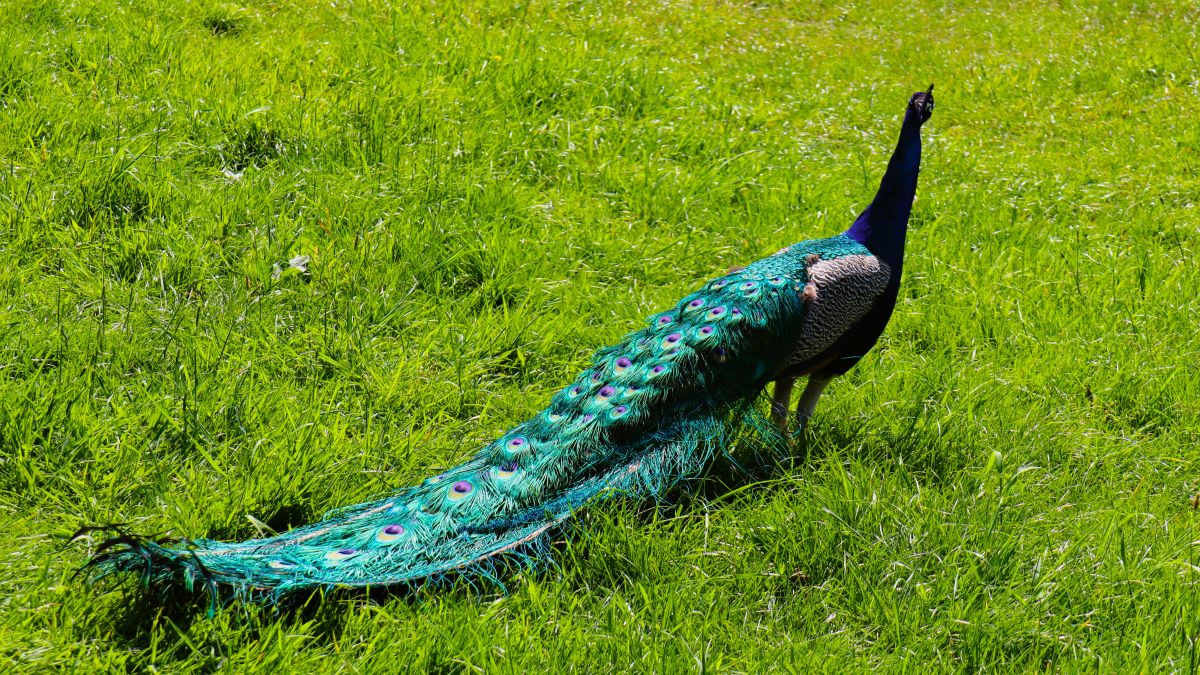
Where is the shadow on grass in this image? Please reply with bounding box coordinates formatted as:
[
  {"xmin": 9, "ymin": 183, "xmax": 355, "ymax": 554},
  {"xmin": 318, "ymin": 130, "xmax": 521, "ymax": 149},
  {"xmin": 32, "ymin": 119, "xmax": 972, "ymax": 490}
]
[{"xmin": 91, "ymin": 563, "xmax": 530, "ymax": 665}]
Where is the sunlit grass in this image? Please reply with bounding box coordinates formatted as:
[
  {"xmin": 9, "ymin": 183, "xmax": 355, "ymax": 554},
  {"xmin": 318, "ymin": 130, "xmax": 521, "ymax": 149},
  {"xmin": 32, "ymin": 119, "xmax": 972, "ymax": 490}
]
[{"xmin": 1, "ymin": 0, "xmax": 1198, "ymax": 670}]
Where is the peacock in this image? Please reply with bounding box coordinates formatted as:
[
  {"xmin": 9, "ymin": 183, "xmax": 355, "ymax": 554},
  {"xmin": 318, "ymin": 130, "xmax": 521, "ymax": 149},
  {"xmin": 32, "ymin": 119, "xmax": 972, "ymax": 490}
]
[{"xmin": 83, "ymin": 86, "xmax": 935, "ymax": 600}]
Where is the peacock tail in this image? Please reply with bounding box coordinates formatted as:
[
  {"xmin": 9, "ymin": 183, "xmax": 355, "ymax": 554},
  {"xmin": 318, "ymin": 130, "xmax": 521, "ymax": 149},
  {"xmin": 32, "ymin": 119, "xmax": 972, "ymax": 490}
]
[
  {"xmin": 85, "ymin": 86, "xmax": 934, "ymax": 601},
  {"xmin": 86, "ymin": 235, "xmax": 875, "ymax": 598}
]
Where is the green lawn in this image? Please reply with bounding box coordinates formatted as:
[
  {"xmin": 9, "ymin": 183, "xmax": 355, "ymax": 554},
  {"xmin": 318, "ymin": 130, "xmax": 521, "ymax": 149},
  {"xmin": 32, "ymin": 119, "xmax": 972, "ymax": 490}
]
[{"xmin": 2, "ymin": 0, "xmax": 1199, "ymax": 671}]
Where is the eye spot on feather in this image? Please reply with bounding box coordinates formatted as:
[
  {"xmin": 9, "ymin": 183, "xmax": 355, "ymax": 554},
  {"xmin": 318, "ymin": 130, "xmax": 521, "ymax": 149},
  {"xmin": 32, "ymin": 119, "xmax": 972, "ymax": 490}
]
[
  {"xmin": 768, "ymin": 276, "xmax": 786, "ymax": 287},
  {"xmin": 567, "ymin": 386, "xmax": 582, "ymax": 399},
  {"xmin": 597, "ymin": 385, "xmax": 618, "ymax": 401},
  {"xmin": 590, "ymin": 371, "xmax": 602, "ymax": 382},
  {"xmin": 424, "ymin": 474, "xmax": 445, "ymax": 486},
  {"xmin": 505, "ymin": 437, "xmax": 529, "ymax": 455},
  {"xmin": 698, "ymin": 325, "xmax": 715, "ymax": 336},
  {"xmin": 325, "ymin": 548, "xmax": 358, "ymax": 562},
  {"xmin": 545, "ymin": 411, "xmax": 564, "ymax": 423},
  {"xmin": 376, "ymin": 524, "xmax": 406, "ymax": 543},
  {"xmin": 610, "ymin": 405, "xmax": 630, "ymax": 420},
  {"xmin": 581, "ymin": 413, "xmax": 596, "ymax": 423},
  {"xmin": 686, "ymin": 298, "xmax": 706, "ymax": 310},
  {"xmin": 648, "ymin": 364, "xmax": 669, "ymax": 378},
  {"xmin": 268, "ymin": 560, "xmax": 296, "ymax": 570},
  {"xmin": 661, "ymin": 332, "xmax": 683, "ymax": 349},
  {"xmin": 494, "ymin": 460, "xmax": 519, "ymax": 480},
  {"xmin": 655, "ymin": 314, "xmax": 674, "ymax": 326},
  {"xmin": 614, "ymin": 357, "xmax": 633, "ymax": 374},
  {"xmin": 447, "ymin": 481, "xmax": 474, "ymax": 501},
  {"xmin": 706, "ymin": 306, "xmax": 726, "ymax": 320}
]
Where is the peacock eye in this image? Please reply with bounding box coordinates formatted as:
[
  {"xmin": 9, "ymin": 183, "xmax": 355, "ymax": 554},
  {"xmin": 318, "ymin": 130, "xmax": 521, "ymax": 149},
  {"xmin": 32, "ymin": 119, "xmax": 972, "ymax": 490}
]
[
  {"xmin": 447, "ymin": 481, "xmax": 475, "ymax": 501},
  {"xmin": 325, "ymin": 548, "xmax": 358, "ymax": 561},
  {"xmin": 376, "ymin": 524, "xmax": 406, "ymax": 543}
]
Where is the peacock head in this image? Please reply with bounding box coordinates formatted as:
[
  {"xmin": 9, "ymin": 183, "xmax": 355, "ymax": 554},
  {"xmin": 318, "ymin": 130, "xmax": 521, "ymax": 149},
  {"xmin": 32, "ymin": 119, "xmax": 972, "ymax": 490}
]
[{"xmin": 906, "ymin": 84, "xmax": 935, "ymax": 125}]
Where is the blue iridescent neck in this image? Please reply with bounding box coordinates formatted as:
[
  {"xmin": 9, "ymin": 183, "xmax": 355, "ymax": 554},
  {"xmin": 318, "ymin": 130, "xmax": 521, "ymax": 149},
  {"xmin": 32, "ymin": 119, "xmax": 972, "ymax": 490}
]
[{"xmin": 845, "ymin": 108, "xmax": 924, "ymax": 274}]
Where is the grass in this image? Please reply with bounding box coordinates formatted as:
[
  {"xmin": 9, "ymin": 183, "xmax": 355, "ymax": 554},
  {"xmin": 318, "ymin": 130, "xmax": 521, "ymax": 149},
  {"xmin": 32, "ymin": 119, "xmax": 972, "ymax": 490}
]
[{"xmin": 1, "ymin": 0, "xmax": 1199, "ymax": 670}]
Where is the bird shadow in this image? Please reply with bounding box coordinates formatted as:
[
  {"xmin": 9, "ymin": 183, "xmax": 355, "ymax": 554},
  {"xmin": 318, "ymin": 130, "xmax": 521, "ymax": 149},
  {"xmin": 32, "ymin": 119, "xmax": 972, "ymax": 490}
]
[{"xmin": 89, "ymin": 549, "xmax": 525, "ymax": 652}]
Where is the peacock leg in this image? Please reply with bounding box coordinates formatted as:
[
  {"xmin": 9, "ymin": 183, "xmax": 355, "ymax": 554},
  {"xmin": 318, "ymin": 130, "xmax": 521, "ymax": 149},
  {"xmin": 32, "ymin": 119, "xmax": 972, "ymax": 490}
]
[
  {"xmin": 795, "ymin": 376, "xmax": 832, "ymax": 430},
  {"xmin": 770, "ymin": 377, "xmax": 796, "ymax": 431}
]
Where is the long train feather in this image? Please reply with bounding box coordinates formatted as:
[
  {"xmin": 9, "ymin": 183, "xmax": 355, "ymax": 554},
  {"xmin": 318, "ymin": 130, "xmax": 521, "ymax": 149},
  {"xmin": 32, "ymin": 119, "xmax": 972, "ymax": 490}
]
[{"xmin": 82, "ymin": 235, "xmax": 869, "ymax": 599}]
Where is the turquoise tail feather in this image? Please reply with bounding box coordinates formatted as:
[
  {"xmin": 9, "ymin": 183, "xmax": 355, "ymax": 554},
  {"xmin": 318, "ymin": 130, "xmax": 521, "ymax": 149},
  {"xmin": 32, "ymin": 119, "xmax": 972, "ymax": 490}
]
[{"xmin": 85, "ymin": 236, "xmax": 870, "ymax": 599}]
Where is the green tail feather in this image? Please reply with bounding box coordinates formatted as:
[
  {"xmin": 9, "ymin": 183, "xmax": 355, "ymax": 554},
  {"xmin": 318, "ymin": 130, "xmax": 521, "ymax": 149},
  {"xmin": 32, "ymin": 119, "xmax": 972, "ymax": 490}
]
[{"xmin": 83, "ymin": 236, "xmax": 870, "ymax": 599}]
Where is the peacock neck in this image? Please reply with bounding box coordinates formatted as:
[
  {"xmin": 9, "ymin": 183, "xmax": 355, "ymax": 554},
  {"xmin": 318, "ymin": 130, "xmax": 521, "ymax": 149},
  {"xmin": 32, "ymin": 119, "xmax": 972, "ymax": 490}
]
[{"xmin": 845, "ymin": 112, "xmax": 924, "ymax": 276}]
